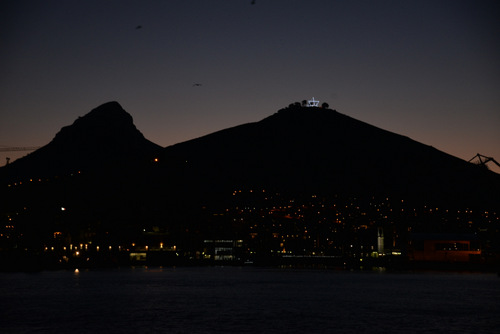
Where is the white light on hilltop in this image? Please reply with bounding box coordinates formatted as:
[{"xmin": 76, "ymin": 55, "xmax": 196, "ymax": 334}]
[{"xmin": 307, "ymin": 97, "xmax": 319, "ymax": 107}]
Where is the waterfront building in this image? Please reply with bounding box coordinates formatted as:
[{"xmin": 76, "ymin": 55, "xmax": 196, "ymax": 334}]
[{"xmin": 408, "ymin": 233, "xmax": 481, "ymax": 262}]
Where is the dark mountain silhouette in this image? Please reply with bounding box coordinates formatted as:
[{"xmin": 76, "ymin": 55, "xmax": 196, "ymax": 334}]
[
  {"xmin": 1, "ymin": 102, "xmax": 499, "ymax": 232},
  {"xmin": 0, "ymin": 101, "xmax": 161, "ymax": 180},
  {"xmin": 156, "ymin": 105, "xmax": 500, "ymax": 209},
  {"xmin": 0, "ymin": 102, "xmax": 163, "ymax": 247},
  {"xmin": 1, "ymin": 101, "xmax": 499, "ymax": 268},
  {"xmin": 1, "ymin": 102, "xmax": 498, "ymax": 212}
]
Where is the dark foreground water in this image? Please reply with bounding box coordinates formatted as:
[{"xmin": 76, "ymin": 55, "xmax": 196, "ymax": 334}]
[{"xmin": 1, "ymin": 267, "xmax": 499, "ymax": 334}]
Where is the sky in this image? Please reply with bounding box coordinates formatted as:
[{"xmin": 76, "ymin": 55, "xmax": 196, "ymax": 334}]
[{"xmin": 1, "ymin": 0, "xmax": 499, "ymax": 173}]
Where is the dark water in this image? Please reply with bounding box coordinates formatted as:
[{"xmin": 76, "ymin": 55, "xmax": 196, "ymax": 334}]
[{"xmin": 1, "ymin": 267, "xmax": 499, "ymax": 333}]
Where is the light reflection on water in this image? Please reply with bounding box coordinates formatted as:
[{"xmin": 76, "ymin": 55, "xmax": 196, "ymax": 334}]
[{"xmin": 1, "ymin": 267, "xmax": 499, "ymax": 333}]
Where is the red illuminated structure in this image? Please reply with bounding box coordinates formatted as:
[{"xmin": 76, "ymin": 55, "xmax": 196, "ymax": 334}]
[{"xmin": 408, "ymin": 233, "xmax": 481, "ymax": 263}]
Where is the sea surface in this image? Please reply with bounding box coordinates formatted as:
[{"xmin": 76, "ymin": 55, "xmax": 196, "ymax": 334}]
[{"xmin": 1, "ymin": 266, "xmax": 499, "ymax": 333}]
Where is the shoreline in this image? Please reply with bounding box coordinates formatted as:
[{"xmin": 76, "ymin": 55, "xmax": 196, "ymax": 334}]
[{"xmin": 1, "ymin": 250, "xmax": 499, "ymax": 274}]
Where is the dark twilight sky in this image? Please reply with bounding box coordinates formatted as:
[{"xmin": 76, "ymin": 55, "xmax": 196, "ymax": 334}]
[{"xmin": 1, "ymin": 0, "xmax": 499, "ymax": 172}]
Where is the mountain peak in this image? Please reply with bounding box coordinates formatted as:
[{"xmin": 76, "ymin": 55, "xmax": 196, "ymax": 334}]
[
  {"xmin": 55, "ymin": 101, "xmax": 134, "ymax": 141},
  {"xmin": 77, "ymin": 101, "xmax": 132, "ymax": 124},
  {"xmin": 1, "ymin": 102, "xmax": 161, "ymax": 179}
]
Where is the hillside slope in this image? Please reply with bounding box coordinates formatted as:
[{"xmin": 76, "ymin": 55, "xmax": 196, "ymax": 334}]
[
  {"xmin": 0, "ymin": 101, "xmax": 161, "ymax": 180},
  {"xmin": 156, "ymin": 106, "xmax": 499, "ymax": 208}
]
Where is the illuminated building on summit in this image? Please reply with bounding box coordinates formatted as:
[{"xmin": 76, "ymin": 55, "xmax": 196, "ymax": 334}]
[{"xmin": 306, "ymin": 97, "xmax": 320, "ymax": 107}]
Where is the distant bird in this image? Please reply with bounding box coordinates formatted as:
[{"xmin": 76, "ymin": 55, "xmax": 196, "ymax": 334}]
[
  {"xmin": 193, "ymin": 83, "xmax": 202, "ymax": 87},
  {"xmin": 135, "ymin": 25, "xmax": 142, "ymax": 30},
  {"xmin": 251, "ymin": 0, "xmax": 256, "ymax": 4}
]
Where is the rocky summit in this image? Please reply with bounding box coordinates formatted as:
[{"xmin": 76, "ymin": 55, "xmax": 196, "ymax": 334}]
[{"xmin": 0, "ymin": 101, "xmax": 162, "ymax": 180}]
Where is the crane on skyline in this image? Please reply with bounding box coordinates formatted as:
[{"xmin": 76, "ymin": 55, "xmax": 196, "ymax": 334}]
[{"xmin": 468, "ymin": 153, "xmax": 500, "ymax": 170}]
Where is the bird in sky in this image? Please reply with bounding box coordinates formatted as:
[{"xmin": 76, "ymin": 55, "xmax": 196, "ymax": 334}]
[
  {"xmin": 135, "ymin": 25, "xmax": 142, "ymax": 29},
  {"xmin": 193, "ymin": 83, "xmax": 202, "ymax": 87}
]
